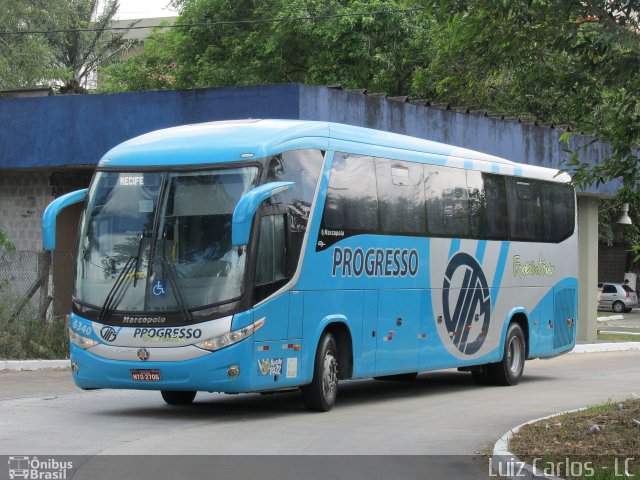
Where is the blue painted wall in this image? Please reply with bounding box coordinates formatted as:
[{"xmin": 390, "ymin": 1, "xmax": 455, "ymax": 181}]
[
  {"xmin": 0, "ymin": 82, "xmax": 617, "ymax": 195},
  {"xmin": 0, "ymin": 84, "xmax": 299, "ymax": 169}
]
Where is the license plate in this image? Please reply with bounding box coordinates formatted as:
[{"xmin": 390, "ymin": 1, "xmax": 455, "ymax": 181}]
[{"xmin": 131, "ymin": 370, "xmax": 161, "ymax": 381}]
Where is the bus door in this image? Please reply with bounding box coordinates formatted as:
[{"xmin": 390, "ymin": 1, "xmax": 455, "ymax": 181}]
[{"xmin": 375, "ymin": 290, "xmax": 420, "ymax": 374}]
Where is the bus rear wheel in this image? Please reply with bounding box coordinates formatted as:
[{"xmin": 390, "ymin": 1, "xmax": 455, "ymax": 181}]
[
  {"xmin": 302, "ymin": 333, "xmax": 339, "ymax": 412},
  {"xmin": 488, "ymin": 323, "xmax": 526, "ymax": 386},
  {"xmin": 161, "ymin": 390, "xmax": 197, "ymax": 405}
]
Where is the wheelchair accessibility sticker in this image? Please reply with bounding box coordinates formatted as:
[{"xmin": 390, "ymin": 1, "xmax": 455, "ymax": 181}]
[{"xmin": 152, "ymin": 280, "xmax": 166, "ymax": 296}]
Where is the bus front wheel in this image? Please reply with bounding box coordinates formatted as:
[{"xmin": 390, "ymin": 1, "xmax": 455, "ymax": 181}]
[
  {"xmin": 161, "ymin": 390, "xmax": 197, "ymax": 405},
  {"xmin": 302, "ymin": 333, "xmax": 339, "ymax": 412}
]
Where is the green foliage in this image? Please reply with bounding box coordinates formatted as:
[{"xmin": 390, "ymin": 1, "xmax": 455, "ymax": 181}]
[
  {"xmin": 0, "ymin": 286, "xmax": 69, "ymax": 360},
  {"xmin": 0, "ymin": 0, "xmax": 134, "ymax": 92},
  {"xmin": 597, "ymin": 199, "xmax": 640, "ymax": 247},
  {"xmin": 47, "ymin": 0, "xmax": 136, "ymax": 91},
  {"xmin": 0, "ymin": 0, "xmax": 62, "ymax": 89},
  {"xmin": 100, "ymin": 0, "xmax": 430, "ymax": 94},
  {"xmin": 0, "ymin": 230, "xmax": 15, "ymax": 253}
]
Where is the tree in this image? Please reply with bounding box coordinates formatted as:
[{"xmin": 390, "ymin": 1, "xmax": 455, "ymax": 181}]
[
  {"xmin": 100, "ymin": 0, "xmax": 429, "ymax": 94},
  {"xmin": 0, "ymin": 0, "xmax": 134, "ymax": 92},
  {"xmin": 0, "ymin": 0, "xmax": 61, "ymax": 89},
  {"xmin": 47, "ymin": 0, "xmax": 135, "ymax": 92},
  {"xmin": 415, "ymin": 0, "xmax": 639, "ymax": 204}
]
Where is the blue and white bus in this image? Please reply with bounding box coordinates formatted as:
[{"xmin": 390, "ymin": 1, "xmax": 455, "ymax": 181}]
[{"xmin": 43, "ymin": 120, "xmax": 577, "ymax": 411}]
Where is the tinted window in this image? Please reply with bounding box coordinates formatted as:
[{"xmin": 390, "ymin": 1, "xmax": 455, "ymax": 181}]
[
  {"xmin": 424, "ymin": 165, "xmax": 469, "ymax": 237},
  {"xmin": 506, "ymin": 178, "xmax": 543, "ymax": 241},
  {"xmin": 265, "ymin": 149, "xmax": 323, "ymax": 273},
  {"xmin": 541, "ymin": 182, "xmax": 575, "ymax": 242},
  {"xmin": 322, "ymin": 153, "xmax": 379, "ymax": 232},
  {"xmin": 602, "ymin": 284, "xmax": 617, "ymax": 294},
  {"xmin": 467, "ymin": 172, "xmax": 508, "ymax": 239},
  {"xmin": 375, "ymin": 158, "xmax": 426, "ymax": 234},
  {"xmin": 255, "ymin": 215, "xmax": 286, "ymax": 287},
  {"xmin": 622, "ymin": 285, "xmax": 634, "ymax": 293}
]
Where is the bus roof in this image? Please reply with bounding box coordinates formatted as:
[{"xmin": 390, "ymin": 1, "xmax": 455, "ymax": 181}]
[{"xmin": 100, "ymin": 119, "xmax": 569, "ymax": 182}]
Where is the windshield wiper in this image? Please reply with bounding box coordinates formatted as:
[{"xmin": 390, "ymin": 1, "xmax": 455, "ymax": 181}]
[
  {"xmin": 99, "ymin": 233, "xmax": 146, "ymax": 324},
  {"xmin": 99, "ymin": 255, "xmax": 137, "ymax": 324},
  {"xmin": 133, "ymin": 231, "xmax": 147, "ymax": 288},
  {"xmin": 161, "ymin": 233, "xmax": 192, "ymax": 323}
]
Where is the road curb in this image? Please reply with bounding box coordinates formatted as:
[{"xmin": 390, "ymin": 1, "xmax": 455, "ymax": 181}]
[
  {"xmin": 597, "ymin": 314, "xmax": 624, "ymax": 322},
  {"xmin": 571, "ymin": 342, "xmax": 640, "ymax": 353},
  {"xmin": 491, "ymin": 408, "xmax": 585, "ymax": 480},
  {"xmin": 0, "ymin": 360, "xmax": 69, "ymax": 371}
]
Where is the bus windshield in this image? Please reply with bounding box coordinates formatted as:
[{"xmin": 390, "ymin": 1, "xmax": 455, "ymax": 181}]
[{"xmin": 75, "ymin": 167, "xmax": 260, "ymax": 314}]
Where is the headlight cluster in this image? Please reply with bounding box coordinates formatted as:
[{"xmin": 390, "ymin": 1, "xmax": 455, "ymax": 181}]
[
  {"xmin": 69, "ymin": 329, "xmax": 98, "ymax": 349},
  {"xmin": 196, "ymin": 317, "xmax": 265, "ymax": 352}
]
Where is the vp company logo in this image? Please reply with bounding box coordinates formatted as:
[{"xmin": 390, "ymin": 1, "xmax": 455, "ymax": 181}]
[
  {"xmin": 7, "ymin": 456, "xmax": 73, "ymax": 480},
  {"xmin": 100, "ymin": 326, "xmax": 118, "ymax": 342},
  {"xmin": 442, "ymin": 252, "xmax": 491, "ymax": 355}
]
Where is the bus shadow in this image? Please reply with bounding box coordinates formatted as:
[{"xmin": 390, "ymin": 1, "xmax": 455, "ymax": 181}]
[{"xmin": 94, "ymin": 370, "xmax": 551, "ymax": 421}]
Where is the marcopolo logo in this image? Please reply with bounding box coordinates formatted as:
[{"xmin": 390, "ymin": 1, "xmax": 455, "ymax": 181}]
[
  {"xmin": 442, "ymin": 252, "xmax": 491, "ymax": 355},
  {"xmin": 122, "ymin": 316, "xmax": 166, "ymax": 325}
]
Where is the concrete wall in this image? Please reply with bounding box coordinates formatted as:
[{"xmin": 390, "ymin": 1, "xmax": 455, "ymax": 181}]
[
  {"xmin": 0, "ymin": 172, "xmax": 52, "ymax": 251},
  {"xmin": 0, "ymin": 170, "xmax": 93, "ymax": 250}
]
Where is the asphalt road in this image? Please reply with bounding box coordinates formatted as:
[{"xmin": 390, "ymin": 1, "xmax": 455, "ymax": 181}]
[{"xmin": 0, "ymin": 351, "xmax": 638, "ymax": 479}]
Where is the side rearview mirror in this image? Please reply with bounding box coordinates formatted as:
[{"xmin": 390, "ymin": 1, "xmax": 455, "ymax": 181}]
[
  {"xmin": 232, "ymin": 181, "xmax": 294, "ymax": 246},
  {"xmin": 42, "ymin": 188, "xmax": 88, "ymax": 251}
]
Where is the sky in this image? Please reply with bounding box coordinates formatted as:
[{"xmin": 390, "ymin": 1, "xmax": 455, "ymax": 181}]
[{"xmin": 107, "ymin": 0, "xmax": 179, "ymax": 20}]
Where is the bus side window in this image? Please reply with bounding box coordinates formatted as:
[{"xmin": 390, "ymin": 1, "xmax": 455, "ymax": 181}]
[
  {"xmin": 541, "ymin": 182, "xmax": 575, "ymax": 242},
  {"xmin": 506, "ymin": 178, "xmax": 543, "ymax": 241},
  {"xmin": 424, "ymin": 165, "xmax": 470, "ymax": 237},
  {"xmin": 468, "ymin": 171, "xmax": 508, "ymax": 240},
  {"xmin": 322, "ymin": 153, "xmax": 379, "ymax": 232},
  {"xmin": 254, "ymin": 213, "xmax": 288, "ymax": 303},
  {"xmin": 375, "ymin": 158, "xmax": 426, "ymax": 235},
  {"xmin": 264, "ymin": 149, "xmax": 323, "ymax": 275}
]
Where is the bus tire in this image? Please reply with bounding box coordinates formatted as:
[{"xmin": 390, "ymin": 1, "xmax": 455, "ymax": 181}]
[
  {"xmin": 161, "ymin": 390, "xmax": 197, "ymax": 405},
  {"xmin": 302, "ymin": 333, "xmax": 339, "ymax": 412},
  {"xmin": 488, "ymin": 323, "xmax": 526, "ymax": 386},
  {"xmin": 374, "ymin": 372, "xmax": 418, "ymax": 381}
]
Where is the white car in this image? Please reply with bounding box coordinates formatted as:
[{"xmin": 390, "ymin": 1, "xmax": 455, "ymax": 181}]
[{"xmin": 597, "ymin": 283, "xmax": 638, "ymax": 313}]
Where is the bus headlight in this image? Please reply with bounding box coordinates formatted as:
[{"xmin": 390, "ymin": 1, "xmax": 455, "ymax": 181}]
[
  {"xmin": 69, "ymin": 329, "xmax": 98, "ymax": 349},
  {"xmin": 196, "ymin": 317, "xmax": 265, "ymax": 352}
]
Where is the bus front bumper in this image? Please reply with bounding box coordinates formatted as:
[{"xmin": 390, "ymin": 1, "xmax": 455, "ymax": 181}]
[{"xmin": 70, "ymin": 339, "xmax": 256, "ymax": 393}]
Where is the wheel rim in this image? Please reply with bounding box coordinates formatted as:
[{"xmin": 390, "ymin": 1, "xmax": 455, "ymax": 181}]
[
  {"xmin": 322, "ymin": 351, "xmax": 338, "ymax": 400},
  {"xmin": 614, "ymin": 302, "xmax": 623, "ymax": 313},
  {"xmin": 507, "ymin": 336, "xmax": 523, "ymax": 375}
]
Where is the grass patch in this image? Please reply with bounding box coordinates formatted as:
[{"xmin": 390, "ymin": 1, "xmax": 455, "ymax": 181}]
[
  {"xmin": 0, "ymin": 291, "xmax": 69, "ymax": 359},
  {"xmin": 509, "ymin": 399, "xmax": 640, "ymax": 479},
  {"xmin": 597, "ymin": 332, "xmax": 640, "ymax": 342}
]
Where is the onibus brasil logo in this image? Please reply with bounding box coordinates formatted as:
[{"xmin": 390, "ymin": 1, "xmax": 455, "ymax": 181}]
[
  {"xmin": 7, "ymin": 456, "xmax": 73, "ymax": 479},
  {"xmin": 442, "ymin": 252, "xmax": 491, "ymax": 355}
]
